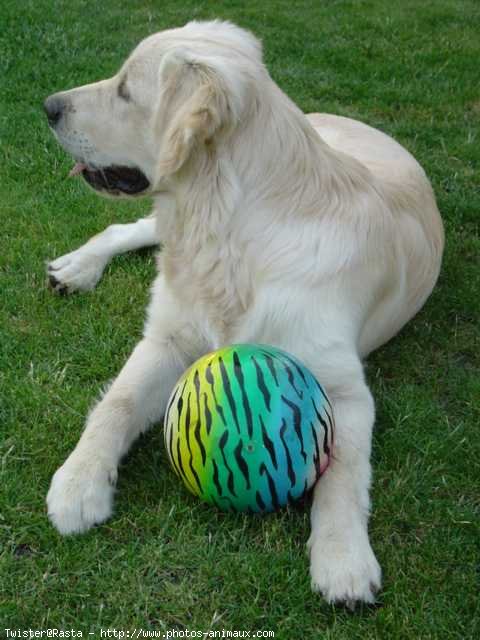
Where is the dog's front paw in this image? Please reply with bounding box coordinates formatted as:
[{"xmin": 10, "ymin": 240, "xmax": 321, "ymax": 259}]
[
  {"xmin": 47, "ymin": 453, "xmax": 117, "ymax": 534},
  {"xmin": 47, "ymin": 249, "xmax": 108, "ymax": 294},
  {"xmin": 308, "ymin": 528, "xmax": 381, "ymax": 608}
]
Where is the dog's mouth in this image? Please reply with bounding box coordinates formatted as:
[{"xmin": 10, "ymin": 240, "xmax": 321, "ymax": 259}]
[{"xmin": 70, "ymin": 162, "xmax": 150, "ymax": 196}]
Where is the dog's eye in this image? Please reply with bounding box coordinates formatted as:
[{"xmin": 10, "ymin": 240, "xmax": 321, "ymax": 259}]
[{"xmin": 117, "ymin": 78, "xmax": 131, "ymax": 102}]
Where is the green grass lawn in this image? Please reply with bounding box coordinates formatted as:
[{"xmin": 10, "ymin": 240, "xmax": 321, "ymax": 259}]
[{"xmin": 1, "ymin": 0, "xmax": 479, "ymax": 637}]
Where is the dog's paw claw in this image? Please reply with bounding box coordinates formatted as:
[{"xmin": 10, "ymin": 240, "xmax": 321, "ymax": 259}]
[{"xmin": 48, "ymin": 273, "xmax": 69, "ymax": 295}]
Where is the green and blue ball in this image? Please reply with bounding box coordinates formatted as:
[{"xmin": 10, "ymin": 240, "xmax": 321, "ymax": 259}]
[{"xmin": 164, "ymin": 344, "xmax": 334, "ymax": 513}]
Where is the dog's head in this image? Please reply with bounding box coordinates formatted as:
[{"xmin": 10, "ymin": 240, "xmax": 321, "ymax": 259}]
[{"xmin": 44, "ymin": 21, "xmax": 263, "ymax": 198}]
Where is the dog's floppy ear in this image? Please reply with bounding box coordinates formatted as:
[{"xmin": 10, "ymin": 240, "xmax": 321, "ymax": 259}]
[{"xmin": 157, "ymin": 48, "xmax": 236, "ymax": 175}]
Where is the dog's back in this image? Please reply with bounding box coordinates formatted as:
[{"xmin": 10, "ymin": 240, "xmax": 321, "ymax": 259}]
[{"xmin": 308, "ymin": 113, "xmax": 444, "ymax": 354}]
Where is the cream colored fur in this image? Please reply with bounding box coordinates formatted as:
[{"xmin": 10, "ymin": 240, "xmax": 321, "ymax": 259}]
[{"xmin": 46, "ymin": 20, "xmax": 444, "ymax": 607}]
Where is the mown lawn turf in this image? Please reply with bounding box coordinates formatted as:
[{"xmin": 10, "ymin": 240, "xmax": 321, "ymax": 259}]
[{"xmin": 1, "ymin": 0, "xmax": 479, "ymax": 637}]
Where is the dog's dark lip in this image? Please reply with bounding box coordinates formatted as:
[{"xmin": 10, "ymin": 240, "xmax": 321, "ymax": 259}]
[{"xmin": 81, "ymin": 165, "xmax": 150, "ymax": 196}]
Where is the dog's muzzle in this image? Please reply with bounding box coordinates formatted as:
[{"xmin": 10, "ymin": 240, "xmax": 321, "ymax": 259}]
[{"xmin": 44, "ymin": 92, "xmax": 151, "ymax": 197}]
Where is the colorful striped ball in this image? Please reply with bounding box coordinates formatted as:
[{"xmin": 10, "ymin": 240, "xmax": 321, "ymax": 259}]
[{"xmin": 164, "ymin": 344, "xmax": 334, "ymax": 513}]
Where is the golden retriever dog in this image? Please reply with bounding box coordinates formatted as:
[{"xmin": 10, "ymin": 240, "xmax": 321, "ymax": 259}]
[{"xmin": 44, "ymin": 20, "xmax": 444, "ymax": 606}]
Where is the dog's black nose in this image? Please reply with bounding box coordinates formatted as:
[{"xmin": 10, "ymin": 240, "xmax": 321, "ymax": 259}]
[{"xmin": 44, "ymin": 95, "xmax": 66, "ymax": 126}]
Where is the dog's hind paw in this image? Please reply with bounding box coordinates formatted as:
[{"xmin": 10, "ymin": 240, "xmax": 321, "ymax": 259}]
[{"xmin": 47, "ymin": 249, "xmax": 108, "ymax": 294}]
